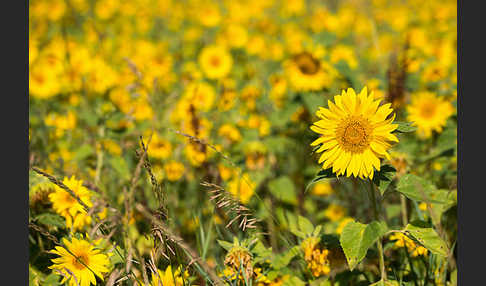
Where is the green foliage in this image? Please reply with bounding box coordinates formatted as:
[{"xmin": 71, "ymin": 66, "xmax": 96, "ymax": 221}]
[
  {"xmin": 396, "ymin": 174, "xmax": 449, "ymax": 203},
  {"xmin": 34, "ymin": 213, "xmax": 65, "ymax": 228},
  {"xmin": 372, "ymin": 165, "xmax": 396, "ymax": 195},
  {"xmin": 394, "ymin": 122, "xmax": 417, "ymax": 133},
  {"xmin": 268, "ymin": 176, "xmax": 297, "ymax": 204},
  {"xmin": 405, "ymin": 220, "xmax": 449, "ymax": 257},
  {"xmin": 339, "ymin": 221, "xmax": 388, "ymax": 270},
  {"xmin": 306, "ymin": 168, "xmax": 336, "ymax": 191},
  {"xmin": 271, "ymin": 246, "xmax": 300, "ymax": 269}
]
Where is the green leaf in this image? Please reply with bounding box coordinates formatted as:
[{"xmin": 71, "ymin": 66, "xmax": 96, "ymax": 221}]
[
  {"xmin": 252, "ymin": 241, "xmax": 273, "ymax": 264},
  {"xmin": 422, "ymin": 124, "xmax": 457, "ymax": 160},
  {"xmin": 268, "ymin": 176, "xmax": 297, "ymax": 204},
  {"xmin": 340, "ymin": 221, "xmax": 388, "ymax": 270},
  {"xmin": 450, "ymin": 269, "xmax": 457, "ymax": 286},
  {"xmin": 271, "ymin": 246, "xmax": 300, "ymax": 269},
  {"xmin": 109, "ymin": 156, "xmax": 130, "ymax": 181},
  {"xmin": 34, "ymin": 213, "xmax": 65, "ymax": 228},
  {"xmin": 73, "ymin": 144, "xmax": 95, "ymax": 161},
  {"xmin": 287, "ymin": 212, "xmax": 307, "ymax": 238},
  {"xmin": 302, "ymin": 93, "xmax": 325, "ymax": 114},
  {"xmin": 396, "ymin": 174, "xmax": 449, "ymax": 204},
  {"xmin": 282, "ymin": 276, "xmax": 306, "ymax": 286},
  {"xmin": 309, "ymin": 277, "xmax": 331, "ymax": 286},
  {"xmin": 405, "ymin": 220, "xmax": 449, "ymax": 257},
  {"xmin": 394, "ymin": 121, "xmax": 417, "ymax": 133},
  {"xmin": 217, "ymin": 240, "xmax": 234, "ymax": 251},
  {"xmin": 109, "ymin": 245, "xmax": 125, "ymax": 266},
  {"xmin": 29, "ymin": 265, "xmax": 43, "ymax": 286},
  {"xmin": 372, "ymin": 165, "xmax": 396, "ymax": 195},
  {"xmin": 297, "ymin": 216, "xmax": 315, "ymax": 235},
  {"xmin": 424, "ymin": 190, "xmax": 457, "ymax": 227},
  {"xmin": 42, "ymin": 273, "xmax": 61, "ymax": 286}
]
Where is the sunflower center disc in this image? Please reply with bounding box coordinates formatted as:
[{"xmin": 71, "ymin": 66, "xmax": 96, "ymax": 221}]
[
  {"xmin": 72, "ymin": 254, "xmax": 89, "ymax": 270},
  {"xmin": 419, "ymin": 102, "xmax": 437, "ymax": 119},
  {"xmin": 294, "ymin": 52, "xmax": 320, "ymax": 75},
  {"xmin": 337, "ymin": 116, "xmax": 372, "ymax": 153},
  {"xmin": 210, "ymin": 56, "xmax": 221, "ymax": 67}
]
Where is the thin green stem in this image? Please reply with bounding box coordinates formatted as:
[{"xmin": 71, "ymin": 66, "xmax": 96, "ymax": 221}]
[
  {"xmin": 400, "ymin": 195, "xmax": 408, "ymax": 226},
  {"xmin": 368, "ymin": 179, "xmax": 387, "ymax": 282}
]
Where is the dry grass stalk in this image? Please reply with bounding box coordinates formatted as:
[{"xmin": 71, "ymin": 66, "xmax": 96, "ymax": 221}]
[
  {"xmin": 31, "ymin": 167, "xmax": 91, "ymax": 212},
  {"xmin": 29, "ymin": 222, "xmax": 60, "ymax": 245},
  {"xmin": 135, "ymin": 203, "xmax": 225, "ymax": 286},
  {"xmin": 201, "ymin": 182, "xmax": 259, "ymax": 232},
  {"xmin": 106, "ymin": 268, "xmax": 121, "ymax": 286}
]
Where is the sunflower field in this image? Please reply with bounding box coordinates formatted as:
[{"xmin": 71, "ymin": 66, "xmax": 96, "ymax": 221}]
[{"xmin": 29, "ymin": 0, "xmax": 457, "ymax": 285}]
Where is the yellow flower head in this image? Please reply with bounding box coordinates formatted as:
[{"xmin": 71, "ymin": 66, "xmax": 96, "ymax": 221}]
[
  {"xmin": 301, "ymin": 236, "xmax": 331, "ymax": 277},
  {"xmin": 48, "ymin": 176, "xmax": 93, "ymax": 223},
  {"xmin": 149, "ymin": 265, "xmax": 188, "ymax": 286},
  {"xmin": 164, "ymin": 161, "xmax": 185, "ymax": 182},
  {"xmin": 389, "ymin": 232, "xmax": 428, "ymax": 257},
  {"xmin": 196, "ymin": 3, "xmax": 221, "ymax": 27},
  {"xmin": 219, "ymin": 24, "xmax": 248, "ymax": 48},
  {"xmin": 310, "ymin": 87, "xmax": 399, "ymax": 179},
  {"xmin": 49, "ymin": 235, "xmax": 110, "ymax": 286},
  {"xmin": 324, "ymin": 204, "xmax": 346, "ymax": 222},
  {"xmin": 284, "ymin": 51, "xmax": 335, "ymax": 92},
  {"xmin": 185, "ymin": 142, "xmax": 207, "ymax": 167},
  {"xmin": 218, "ymin": 124, "xmax": 242, "ymax": 143},
  {"xmin": 311, "ymin": 181, "xmax": 334, "ymax": 196},
  {"xmin": 228, "ymin": 173, "xmax": 255, "ymax": 204},
  {"xmin": 147, "ymin": 133, "xmax": 172, "ymax": 160},
  {"xmin": 199, "ymin": 45, "xmax": 233, "ymax": 80},
  {"xmin": 406, "ymin": 92, "xmax": 454, "ymax": 139},
  {"xmin": 183, "ymin": 81, "xmax": 216, "ymax": 112},
  {"xmin": 224, "ymin": 245, "xmax": 254, "ymax": 279}
]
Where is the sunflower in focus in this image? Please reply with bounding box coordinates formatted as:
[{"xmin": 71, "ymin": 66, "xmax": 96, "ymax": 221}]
[
  {"xmin": 310, "ymin": 87, "xmax": 399, "ymax": 179},
  {"xmin": 406, "ymin": 92, "xmax": 455, "ymax": 139},
  {"xmin": 49, "ymin": 236, "xmax": 110, "ymax": 286},
  {"xmin": 199, "ymin": 45, "xmax": 233, "ymax": 80},
  {"xmin": 284, "ymin": 49, "xmax": 335, "ymax": 92}
]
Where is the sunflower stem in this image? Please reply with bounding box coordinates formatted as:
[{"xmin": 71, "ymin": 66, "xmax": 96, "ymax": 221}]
[{"xmin": 368, "ymin": 179, "xmax": 387, "ymax": 282}]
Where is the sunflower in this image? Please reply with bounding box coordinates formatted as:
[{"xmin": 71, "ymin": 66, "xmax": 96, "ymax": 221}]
[
  {"xmin": 48, "ymin": 176, "xmax": 93, "ymax": 226},
  {"xmin": 198, "ymin": 45, "xmax": 233, "ymax": 80},
  {"xmin": 228, "ymin": 173, "xmax": 255, "ymax": 204},
  {"xmin": 406, "ymin": 92, "xmax": 455, "ymax": 139},
  {"xmin": 284, "ymin": 50, "xmax": 335, "ymax": 92},
  {"xmin": 147, "ymin": 133, "xmax": 172, "ymax": 160},
  {"xmin": 310, "ymin": 87, "xmax": 399, "ymax": 179},
  {"xmin": 164, "ymin": 160, "xmax": 185, "ymax": 181},
  {"xmin": 49, "ymin": 236, "xmax": 110, "ymax": 286}
]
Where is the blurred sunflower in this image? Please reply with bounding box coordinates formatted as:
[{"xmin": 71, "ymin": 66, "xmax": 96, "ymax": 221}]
[
  {"xmin": 198, "ymin": 45, "xmax": 233, "ymax": 80},
  {"xmin": 284, "ymin": 49, "xmax": 335, "ymax": 92},
  {"xmin": 147, "ymin": 133, "xmax": 172, "ymax": 160},
  {"xmin": 228, "ymin": 173, "xmax": 255, "ymax": 204},
  {"xmin": 310, "ymin": 87, "xmax": 399, "ymax": 179},
  {"xmin": 406, "ymin": 92, "xmax": 455, "ymax": 139}
]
